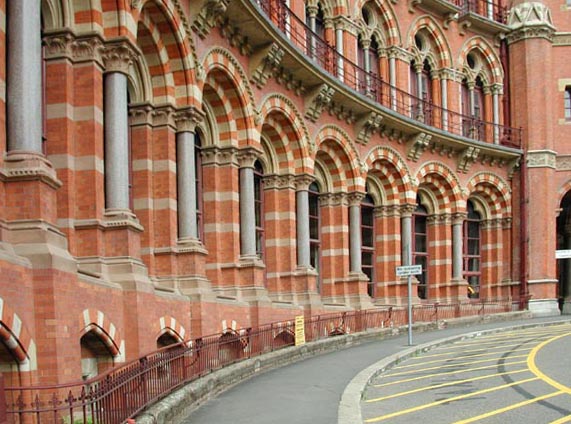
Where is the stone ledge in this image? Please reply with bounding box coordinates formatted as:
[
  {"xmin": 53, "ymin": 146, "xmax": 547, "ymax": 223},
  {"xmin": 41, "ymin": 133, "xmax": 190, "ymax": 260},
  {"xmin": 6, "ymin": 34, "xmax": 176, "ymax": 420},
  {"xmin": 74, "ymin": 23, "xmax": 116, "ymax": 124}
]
[{"xmin": 135, "ymin": 311, "xmax": 532, "ymax": 424}]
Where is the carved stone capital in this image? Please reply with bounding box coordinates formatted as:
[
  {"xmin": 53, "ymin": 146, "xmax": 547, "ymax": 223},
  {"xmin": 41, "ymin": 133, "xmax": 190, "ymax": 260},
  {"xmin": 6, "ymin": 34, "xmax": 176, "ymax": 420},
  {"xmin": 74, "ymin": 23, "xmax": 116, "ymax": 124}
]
[
  {"xmin": 387, "ymin": 46, "xmax": 413, "ymax": 63},
  {"xmin": 400, "ymin": 204, "xmax": 417, "ymax": 217},
  {"xmin": 236, "ymin": 147, "xmax": 262, "ymax": 168},
  {"xmin": 264, "ymin": 174, "xmax": 296, "ymax": 190},
  {"xmin": 174, "ymin": 106, "xmax": 205, "ymax": 133},
  {"xmin": 294, "ymin": 174, "xmax": 315, "ymax": 191},
  {"xmin": 200, "ymin": 145, "xmax": 239, "ymax": 167},
  {"xmin": 304, "ymin": 84, "xmax": 335, "ymax": 123},
  {"xmin": 129, "ymin": 103, "xmax": 154, "ymax": 127},
  {"xmin": 376, "ymin": 204, "xmax": 401, "ymax": 218},
  {"xmin": 319, "ymin": 192, "xmax": 347, "ymax": 207},
  {"xmin": 452, "ymin": 212, "xmax": 467, "ymax": 225},
  {"xmin": 347, "ymin": 192, "xmax": 366, "ymax": 207},
  {"xmin": 151, "ymin": 105, "xmax": 177, "ymax": 128},
  {"xmin": 102, "ymin": 40, "xmax": 137, "ymax": 74},
  {"xmin": 527, "ymin": 150, "xmax": 557, "ymax": 169},
  {"xmin": 507, "ymin": 2, "xmax": 556, "ymax": 44},
  {"xmin": 43, "ymin": 31, "xmax": 105, "ymax": 66}
]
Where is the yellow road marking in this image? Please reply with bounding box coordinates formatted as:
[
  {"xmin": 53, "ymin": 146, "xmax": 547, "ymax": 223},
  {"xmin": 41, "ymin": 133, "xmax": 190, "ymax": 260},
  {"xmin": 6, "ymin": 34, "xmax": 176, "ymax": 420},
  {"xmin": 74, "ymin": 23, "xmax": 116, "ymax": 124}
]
[
  {"xmin": 397, "ymin": 347, "xmax": 532, "ymax": 367},
  {"xmin": 392, "ymin": 354, "xmax": 528, "ymax": 374},
  {"xmin": 364, "ymin": 377, "xmax": 539, "ymax": 423},
  {"xmin": 551, "ymin": 415, "xmax": 571, "ymax": 423},
  {"xmin": 412, "ymin": 339, "xmax": 560, "ymax": 359},
  {"xmin": 374, "ymin": 361, "xmax": 527, "ymax": 387},
  {"xmin": 527, "ymin": 332, "xmax": 571, "ymax": 393},
  {"xmin": 366, "ymin": 369, "xmax": 530, "ymax": 403},
  {"xmin": 453, "ymin": 391, "xmax": 564, "ymax": 424},
  {"xmin": 433, "ymin": 334, "xmax": 560, "ymax": 351}
]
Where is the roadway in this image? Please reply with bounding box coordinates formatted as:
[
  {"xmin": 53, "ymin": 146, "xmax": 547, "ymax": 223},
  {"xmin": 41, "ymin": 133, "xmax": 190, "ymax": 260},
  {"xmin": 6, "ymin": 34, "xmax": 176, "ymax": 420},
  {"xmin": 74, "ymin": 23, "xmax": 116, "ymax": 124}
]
[{"xmin": 181, "ymin": 317, "xmax": 571, "ymax": 424}]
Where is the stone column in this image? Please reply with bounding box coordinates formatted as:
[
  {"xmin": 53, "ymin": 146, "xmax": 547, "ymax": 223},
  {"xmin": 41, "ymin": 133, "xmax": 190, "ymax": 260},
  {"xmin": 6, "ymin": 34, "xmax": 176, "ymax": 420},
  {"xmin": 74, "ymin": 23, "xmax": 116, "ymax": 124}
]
[
  {"xmin": 174, "ymin": 107, "xmax": 205, "ymax": 241},
  {"xmin": 306, "ymin": 5, "xmax": 317, "ymax": 57},
  {"xmin": 414, "ymin": 63, "xmax": 424, "ymax": 121},
  {"xmin": 361, "ymin": 39, "xmax": 371, "ymax": 94},
  {"xmin": 452, "ymin": 213, "xmax": 465, "ymax": 280},
  {"xmin": 389, "ymin": 55, "xmax": 397, "ymax": 110},
  {"xmin": 401, "ymin": 205, "xmax": 415, "ymax": 267},
  {"xmin": 441, "ymin": 71, "xmax": 449, "ymax": 130},
  {"xmin": 7, "ymin": 0, "xmax": 42, "ymax": 154},
  {"xmin": 237, "ymin": 149, "xmax": 259, "ymax": 259},
  {"xmin": 334, "ymin": 19, "xmax": 344, "ymax": 80},
  {"xmin": 295, "ymin": 175, "xmax": 314, "ymax": 268},
  {"xmin": 102, "ymin": 42, "xmax": 135, "ymax": 213},
  {"xmin": 348, "ymin": 193, "xmax": 365, "ymax": 273},
  {"xmin": 492, "ymin": 84, "xmax": 501, "ymax": 144}
]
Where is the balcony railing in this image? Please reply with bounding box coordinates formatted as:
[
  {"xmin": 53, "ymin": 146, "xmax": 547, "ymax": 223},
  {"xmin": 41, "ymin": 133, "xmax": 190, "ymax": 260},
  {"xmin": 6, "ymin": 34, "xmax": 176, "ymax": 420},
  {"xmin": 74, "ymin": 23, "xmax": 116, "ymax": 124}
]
[
  {"xmin": 256, "ymin": 0, "xmax": 520, "ymax": 148},
  {"xmin": 5, "ymin": 299, "xmax": 513, "ymax": 424},
  {"xmin": 462, "ymin": 0, "xmax": 508, "ymax": 24}
]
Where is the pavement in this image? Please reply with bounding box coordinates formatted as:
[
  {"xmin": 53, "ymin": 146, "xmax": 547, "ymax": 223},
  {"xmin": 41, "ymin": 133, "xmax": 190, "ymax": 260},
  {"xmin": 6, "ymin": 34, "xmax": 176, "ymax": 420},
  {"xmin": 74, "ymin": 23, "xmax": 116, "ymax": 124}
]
[{"xmin": 180, "ymin": 315, "xmax": 571, "ymax": 424}]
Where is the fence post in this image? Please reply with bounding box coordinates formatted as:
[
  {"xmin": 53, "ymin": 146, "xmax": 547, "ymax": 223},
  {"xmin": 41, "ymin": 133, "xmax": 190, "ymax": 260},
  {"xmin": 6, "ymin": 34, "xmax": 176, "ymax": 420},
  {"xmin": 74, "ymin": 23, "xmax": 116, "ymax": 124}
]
[{"xmin": 0, "ymin": 374, "xmax": 6, "ymax": 424}]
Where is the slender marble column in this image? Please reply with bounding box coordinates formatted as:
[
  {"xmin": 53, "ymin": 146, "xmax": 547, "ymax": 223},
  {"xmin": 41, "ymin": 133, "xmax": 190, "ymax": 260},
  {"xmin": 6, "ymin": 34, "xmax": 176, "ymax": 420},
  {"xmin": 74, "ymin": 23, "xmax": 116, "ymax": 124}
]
[
  {"xmin": 441, "ymin": 75, "xmax": 449, "ymax": 130},
  {"xmin": 389, "ymin": 56, "xmax": 397, "ymax": 110},
  {"xmin": 401, "ymin": 206, "xmax": 414, "ymax": 267},
  {"xmin": 335, "ymin": 22, "xmax": 344, "ymax": 80},
  {"xmin": 177, "ymin": 132, "xmax": 197, "ymax": 239},
  {"xmin": 104, "ymin": 72, "xmax": 130, "ymax": 210},
  {"xmin": 7, "ymin": 0, "xmax": 42, "ymax": 153},
  {"xmin": 349, "ymin": 202, "xmax": 362, "ymax": 273},
  {"xmin": 452, "ymin": 215, "xmax": 465, "ymax": 280},
  {"xmin": 492, "ymin": 88, "xmax": 500, "ymax": 144},
  {"xmin": 296, "ymin": 189, "xmax": 310, "ymax": 267},
  {"xmin": 240, "ymin": 166, "xmax": 256, "ymax": 257}
]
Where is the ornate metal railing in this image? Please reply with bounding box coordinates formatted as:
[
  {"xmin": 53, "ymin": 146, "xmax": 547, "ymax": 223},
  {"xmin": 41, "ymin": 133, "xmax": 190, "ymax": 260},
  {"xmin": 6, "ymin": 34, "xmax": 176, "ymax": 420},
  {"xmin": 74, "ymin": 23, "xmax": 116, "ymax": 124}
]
[
  {"xmin": 462, "ymin": 0, "xmax": 508, "ymax": 23},
  {"xmin": 256, "ymin": 0, "xmax": 520, "ymax": 148},
  {"xmin": 5, "ymin": 299, "xmax": 513, "ymax": 424}
]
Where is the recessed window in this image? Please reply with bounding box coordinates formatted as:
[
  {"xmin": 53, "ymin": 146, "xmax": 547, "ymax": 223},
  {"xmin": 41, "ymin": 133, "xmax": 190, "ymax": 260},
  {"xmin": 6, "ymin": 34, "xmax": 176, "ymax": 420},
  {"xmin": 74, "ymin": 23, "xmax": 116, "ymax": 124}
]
[
  {"xmin": 361, "ymin": 194, "xmax": 375, "ymax": 297},
  {"xmin": 362, "ymin": 7, "xmax": 371, "ymax": 25},
  {"xmin": 467, "ymin": 53, "xmax": 476, "ymax": 70},
  {"xmin": 565, "ymin": 87, "xmax": 571, "ymax": 120},
  {"xmin": 414, "ymin": 34, "xmax": 423, "ymax": 50}
]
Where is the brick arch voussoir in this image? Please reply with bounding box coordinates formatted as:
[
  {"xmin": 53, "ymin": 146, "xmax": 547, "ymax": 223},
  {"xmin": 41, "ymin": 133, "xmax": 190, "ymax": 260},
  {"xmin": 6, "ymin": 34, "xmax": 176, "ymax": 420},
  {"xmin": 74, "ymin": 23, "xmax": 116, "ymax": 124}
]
[
  {"xmin": 80, "ymin": 309, "xmax": 123, "ymax": 359},
  {"xmin": 157, "ymin": 315, "xmax": 187, "ymax": 342},
  {"xmin": 364, "ymin": 146, "xmax": 414, "ymax": 203},
  {"xmin": 416, "ymin": 162, "xmax": 462, "ymax": 211},
  {"xmin": 0, "ymin": 298, "xmax": 35, "ymax": 367},
  {"xmin": 466, "ymin": 172, "xmax": 511, "ymax": 216},
  {"xmin": 315, "ymin": 125, "xmax": 364, "ymax": 191},
  {"xmin": 408, "ymin": 16, "xmax": 452, "ymax": 68},
  {"xmin": 258, "ymin": 94, "xmax": 312, "ymax": 173},
  {"xmin": 558, "ymin": 180, "xmax": 571, "ymax": 206},
  {"xmin": 201, "ymin": 48, "xmax": 258, "ymax": 144},
  {"xmin": 203, "ymin": 75, "xmax": 239, "ymax": 146},
  {"xmin": 262, "ymin": 114, "xmax": 295, "ymax": 173}
]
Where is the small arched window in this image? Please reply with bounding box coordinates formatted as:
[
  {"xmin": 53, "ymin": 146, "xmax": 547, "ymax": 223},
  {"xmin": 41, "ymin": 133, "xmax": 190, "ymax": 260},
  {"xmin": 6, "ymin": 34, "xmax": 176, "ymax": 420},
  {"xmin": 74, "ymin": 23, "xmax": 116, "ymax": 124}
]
[
  {"xmin": 463, "ymin": 200, "xmax": 481, "ymax": 299},
  {"xmin": 361, "ymin": 193, "xmax": 375, "ymax": 297},
  {"xmin": 308, "ymin": 182, "xmax": 321, "ymax": 291},
  {"xmin": 413, "ymin": 197, "xmax": 429, "ymax": 299},
  {"xmin": 254, "ymin": 160, "xmax": 265, "ymax": 259},
  {"xmin": 565, "ymin": 86, "xmax": 571, "ymax": 121}
]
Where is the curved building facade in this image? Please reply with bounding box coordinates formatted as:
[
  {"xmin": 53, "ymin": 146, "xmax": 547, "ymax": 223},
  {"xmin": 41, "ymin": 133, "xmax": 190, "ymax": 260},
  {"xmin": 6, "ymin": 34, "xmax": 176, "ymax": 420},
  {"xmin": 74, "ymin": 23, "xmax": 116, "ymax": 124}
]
[{"xmin": 0, "ymin": 0, "xmax": 568, "ymax": 386}]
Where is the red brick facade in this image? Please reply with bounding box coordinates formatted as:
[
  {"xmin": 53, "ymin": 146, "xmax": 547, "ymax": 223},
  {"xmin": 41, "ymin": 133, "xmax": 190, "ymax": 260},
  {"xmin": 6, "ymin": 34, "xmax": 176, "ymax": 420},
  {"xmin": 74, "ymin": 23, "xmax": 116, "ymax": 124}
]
[{"xmin": 0, "ymin": 0, "xmax": 568, "ymax": 386}]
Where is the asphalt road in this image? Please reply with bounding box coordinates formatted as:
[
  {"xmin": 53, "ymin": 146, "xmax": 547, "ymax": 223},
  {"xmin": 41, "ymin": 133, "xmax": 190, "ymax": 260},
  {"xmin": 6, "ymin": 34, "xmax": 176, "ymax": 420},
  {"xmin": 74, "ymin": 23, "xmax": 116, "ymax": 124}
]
[
  {"xmin": 361, "ymin": 323, "xmax": 571, "ymax": 423},
  {"xmin": 182, "ymin": 316, "xmax": 571, "ymax": 424}
]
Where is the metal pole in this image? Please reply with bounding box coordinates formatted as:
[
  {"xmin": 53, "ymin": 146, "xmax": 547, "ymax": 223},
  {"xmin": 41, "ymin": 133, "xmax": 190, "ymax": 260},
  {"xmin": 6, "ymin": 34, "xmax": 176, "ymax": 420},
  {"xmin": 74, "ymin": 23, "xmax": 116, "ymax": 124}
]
[{"xmin": 407, "ymin": 274, "xmax": 413, "ymax": 346}]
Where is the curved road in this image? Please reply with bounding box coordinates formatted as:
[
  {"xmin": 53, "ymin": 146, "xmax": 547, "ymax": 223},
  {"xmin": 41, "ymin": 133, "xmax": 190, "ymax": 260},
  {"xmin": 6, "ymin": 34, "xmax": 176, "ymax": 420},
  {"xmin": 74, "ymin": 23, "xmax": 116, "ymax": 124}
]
[{"xmin": 182, "ymin": 317, "xmax": 571, "ymax": 424}]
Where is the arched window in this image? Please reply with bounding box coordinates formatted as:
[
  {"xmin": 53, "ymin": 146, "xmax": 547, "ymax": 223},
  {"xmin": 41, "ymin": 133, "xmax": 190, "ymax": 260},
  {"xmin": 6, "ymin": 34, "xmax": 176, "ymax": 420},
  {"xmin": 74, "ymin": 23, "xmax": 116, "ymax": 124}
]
[
  {"xmin": 308, "ymin": 182, "xmax": 321, "ymax": 291},
  {"xmin": 195, "ymin": 133, "xmax": 204, "ymax": 241},
  {"xmin": 463, "ymin": 200, "xmax": 481, "ymax": 299},
  {"xmin": 254, "ymin": 160, "xmax": 265, "ymax": 259},
  {"xmin": 361, "ymin": 194, "xmax": 375, "ymax": 297},
  {"xmin": 462, "ymin": 76, "xmax": 485, "ymax": 138},
  {"xmin": 410, "ymin": 59, "xmax": 432, "ymax": 123},
  {"xmin": 413, "ymin": 197, "xmax": 429, "ymax": 299}
]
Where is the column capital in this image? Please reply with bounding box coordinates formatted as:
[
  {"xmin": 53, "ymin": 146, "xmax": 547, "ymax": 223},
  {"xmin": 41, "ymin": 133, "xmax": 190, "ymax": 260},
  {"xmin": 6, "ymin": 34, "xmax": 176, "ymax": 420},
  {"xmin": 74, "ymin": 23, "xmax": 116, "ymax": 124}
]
[
  {"xmin": 347, "ymin": 192, "xmax": 365, "ymax": 207},
  {"xmin": 200, "ymin": 145, "xmax": 239, "ymax": 167},
  {"xmin": 174, "ymin": 106, "xmax": 206, "ymax": 133},
  {"xmin": 387, "ymin": 46, "xmax": 412, "ymax": 63},
  {"xmin": 294, "ymin": 174, "xmax": 315, "ymax": 191},
  {"xmin": 375, "ymin": 204, "xmax": 401, "ymax": 218},
  {"xmin": 264, "ymin": 174, "xmax": 296, "ymax": 190},
  {"xmin": 319, "ymin": 192, "xmax": 347, "ymax": 207},
  {"xmin": 452, "ymin": 212, "xmax": 467, "ymax": 225},
  {"xmin": 236, "ymin": 147, "xmax": 262, "ymax": 168},
  {"xmin": 490, "ymin": 83, "xmax": 504, "ymax": 95},
  {"xmin": 399, "ymin": 203, "xmax": 416, "ymax": 217},
  {"xmin": 507, "ymin": 2, "xmax": 555, "ymax": 44},
  {"xmin": 102, "ymin": 39, "xmax": 138, "ymax": 74}
]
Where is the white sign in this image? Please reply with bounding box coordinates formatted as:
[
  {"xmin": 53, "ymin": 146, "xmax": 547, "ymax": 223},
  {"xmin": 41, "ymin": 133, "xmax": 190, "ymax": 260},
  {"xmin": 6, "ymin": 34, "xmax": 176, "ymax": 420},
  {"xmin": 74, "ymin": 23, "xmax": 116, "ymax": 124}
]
[
  {"xmin": 556, "ymin": 249, "xmax": 571, "ymax": 259},
  {"xmin": 396, "ymin": 265, "xmax": 423, "ymax": 277}
]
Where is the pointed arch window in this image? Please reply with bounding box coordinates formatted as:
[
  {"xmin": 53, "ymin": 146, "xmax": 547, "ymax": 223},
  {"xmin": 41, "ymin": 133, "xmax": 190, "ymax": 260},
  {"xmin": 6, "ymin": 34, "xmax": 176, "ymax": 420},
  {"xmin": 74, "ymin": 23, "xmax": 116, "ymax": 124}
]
[
  {"xmin": 361, "ymin": 193, "xmax": 375, "ymax": 297},
  {"xmin": 308, "ymin": 182, "xmax": 321, "ymax": 291},
  {"xmin": 463, "ymin": 200, "xmax": 481, "ymax": 299},
  {"xmin": 411, "ymin": 59, "xmax": 432, "ymax": 123},
  {"xmin": 413, "ymin": 197, "xmax": 428, "ymax": 299},
  {"xmin": 254, "ymin": 160, "xmax": 265, "ymax": 259}
]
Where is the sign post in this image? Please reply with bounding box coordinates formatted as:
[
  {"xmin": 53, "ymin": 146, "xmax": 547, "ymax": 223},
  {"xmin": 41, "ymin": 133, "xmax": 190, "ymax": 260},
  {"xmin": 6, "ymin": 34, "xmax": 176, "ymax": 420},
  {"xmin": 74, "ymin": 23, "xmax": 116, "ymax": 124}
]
[{"xmin": 396, "ymin": 264, "xmax": 423, "ymax": 346}]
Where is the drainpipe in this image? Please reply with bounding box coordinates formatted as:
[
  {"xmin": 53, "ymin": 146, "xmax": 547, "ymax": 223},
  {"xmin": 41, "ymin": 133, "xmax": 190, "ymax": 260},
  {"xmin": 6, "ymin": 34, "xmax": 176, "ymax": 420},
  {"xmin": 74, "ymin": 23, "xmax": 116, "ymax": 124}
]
[{"xmin": 520, "ymin": 152, "xmax": 529, "ymax": 310}]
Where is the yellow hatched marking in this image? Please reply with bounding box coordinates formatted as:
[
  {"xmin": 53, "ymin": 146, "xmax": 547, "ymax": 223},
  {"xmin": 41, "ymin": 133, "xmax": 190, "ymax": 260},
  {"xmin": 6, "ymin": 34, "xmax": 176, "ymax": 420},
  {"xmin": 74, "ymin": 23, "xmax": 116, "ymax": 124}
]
[
  {"xmin": 551, "ymin": 415, "xmax": 571, "ymax": 423},
  {"xmin": 434, "ymin": 334, "xmax": 560, "ymax": 351},
  {"xmin": 396, "ymin": 347, "xmax": 532, "ymax": 367},
  {"xmin": 453, "ymin": 391, "xmax": 564, "ymax": 424},
  {"xmin": 374, "ymin": 361, "xmax": 527, "ymax": 387},
  {"xmin": 364, "ymin": 377, "xmax": 539, "ymax": 423},
  {"xmin": 366, "ymin": 369, "xmax": 530, "ymax": 403},
  {"xmin": 392, "ymin": 354, "xmax": 528, "ymax": 374}
]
